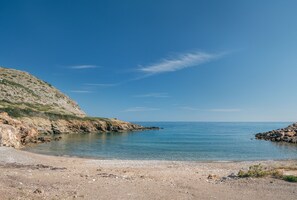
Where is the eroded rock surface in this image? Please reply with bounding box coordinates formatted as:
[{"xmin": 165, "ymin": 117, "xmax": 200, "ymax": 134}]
[{"xmin": 0, "ymin": 112, "xmax": 38, "ymax": 148}]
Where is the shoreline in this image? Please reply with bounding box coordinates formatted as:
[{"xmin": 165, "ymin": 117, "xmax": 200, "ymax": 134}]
[
  {"xmin": 20, "ymin": 148, "xmax": 297, "ymax": 163},
  {"xmin": 1, "ymin": 147, "xmax": 296, "ymax": 200}
]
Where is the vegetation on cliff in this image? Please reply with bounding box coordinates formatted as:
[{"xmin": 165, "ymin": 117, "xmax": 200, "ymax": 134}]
[
  {"xmin": 0, "ymin": 67, "xmax": 157, "ymax": 148},
  {"xmin": 0, "ymin": 67, "xmax": 85, "ymax": 117}
]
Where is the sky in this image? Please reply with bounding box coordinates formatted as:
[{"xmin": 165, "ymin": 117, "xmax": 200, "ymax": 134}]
[{"xmin": 1, "ymin": 0, "xmax": 297, "ymax": 122}]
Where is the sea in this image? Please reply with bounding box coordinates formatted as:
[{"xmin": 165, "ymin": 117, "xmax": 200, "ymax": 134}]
[{"xmin": 24, "ymin": 122, "xmax": 297, "ymax": 161}]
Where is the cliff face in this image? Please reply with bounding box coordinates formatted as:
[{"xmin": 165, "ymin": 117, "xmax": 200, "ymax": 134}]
[
  {"xmin": 0, "ymin": 67, "xmax": 85, "ymax": 117},
  {"xmin": 0, "ymin": 67, "xmax": 155, "ymax": 148},
  {"xmin": 21, "ymin": 116, "xmax": 144, "ymax": 135},
  {"xmin": 0, "ymin": 112, "xmax": 39, "ymax": 148},
  {"xmin": 0, "ymin": 112, "xmax": 146, "ymax": 148}
]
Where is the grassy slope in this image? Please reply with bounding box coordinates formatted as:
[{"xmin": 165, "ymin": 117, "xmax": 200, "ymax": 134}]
[{"xmin": 0, "ymin": 100, "xmax": 110, "ymax": 122}]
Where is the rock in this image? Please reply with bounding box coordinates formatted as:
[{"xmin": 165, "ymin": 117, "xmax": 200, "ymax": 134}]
[
  {"xmin": 0, "ymin": 112, "xmax": 38, "ymax": 148},
  {"xmin": 54, "ymin": 136, "xmax": 62, "ymax": 141},
  {"xmin": 291, "ymin": 137, "xmax": 297, "ymax": 143},
  {"xmin": 21, "ymin": 116, "xmax": 155, "ymax": 135},
  {"xmin": 285, "ymin": 131, "xmax": 295, "ymax": 137},
  {"xmin": 0, "ymin": 111, "xmax": 159, "ymax": 148},
  {"xmin": 37, "ymin": 136, "xmax": 51, "ymax": 143},
  {"xmin": 146, "ymin": 126, "xmax": 161, "ymax": 130},
  {"xmin": 51, "ymin": 124, "xmax": 62, "ymax": 134},
  {"xmin": 228, "ymin": 173, "xmax": 237, "ymax": 178},
  {"xmin": 255, "ymin": 123, "xmax": 297, "ymax": 144},
  {"xmin": 33, "ymin": 188, "xmax": 43, "ymax": 194},
  {"xmin": 207, "ymin": 174, "xmax": 218, "ymax": 180}
]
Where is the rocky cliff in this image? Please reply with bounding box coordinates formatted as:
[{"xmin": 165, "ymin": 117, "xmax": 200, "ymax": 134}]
[
  {"xmin": 255, "ymin": 123, "xmax": 297, "ymax": 144},
  {"xmin": 0, "ymin": 112, "xmax": 38, "ymax": 148},
  {"xmin": 0, "ymin": 112, "xmax": 148, "ymax": 148},
  {"xmin": 0, "ymin": 67, "xmax": 157, "ymax": 148}
]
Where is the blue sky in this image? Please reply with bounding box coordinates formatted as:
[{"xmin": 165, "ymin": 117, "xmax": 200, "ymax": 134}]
[{"xmin": 1, "ymin": 0, "xmax": 297, "ymax": 121}]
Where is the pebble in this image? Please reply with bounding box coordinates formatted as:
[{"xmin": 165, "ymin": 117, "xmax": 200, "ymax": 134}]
[{"xmin": 33, "ymin": 188, "xmax": 43, "ymax": 194}]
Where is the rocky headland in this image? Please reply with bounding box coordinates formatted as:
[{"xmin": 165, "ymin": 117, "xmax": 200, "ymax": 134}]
[
  {"xmin": 0, "ymin": 67, "xmax": 158, "ymax": 148},
  {"xmin": 255, "ymin": 123, "xmax": 297, "ymax": 144}
]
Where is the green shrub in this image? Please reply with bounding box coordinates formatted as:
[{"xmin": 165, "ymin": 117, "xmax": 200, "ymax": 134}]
[
  {"xmin": 238, "ymin": 164, "xmax": 283, "ymax": 178},
  {"xmin": 0, "ymin": 107, "xmax": 37, "ymax": 118},
  {"xmin": 283, "ymin": 175, "xmax": 297, "ymax": 182}
]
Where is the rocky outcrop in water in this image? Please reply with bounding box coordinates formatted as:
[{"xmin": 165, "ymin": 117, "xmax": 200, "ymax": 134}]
[
  {"xmin": 21, "ymin": 116, "xmax": 151, "ymax": 134},
  {"xmin": 0, "ymin": 67, "xmax": 159, "ymax": 148},
  {"xmin": 0, "ymin": 112, "xmax": 159, "ymax": 148},
  {"xmin": 255, "ymin": 123, "xmax": 297, "ymax": 143}
]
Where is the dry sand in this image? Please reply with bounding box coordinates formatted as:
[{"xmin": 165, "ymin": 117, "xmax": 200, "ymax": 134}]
[{"xmin": 0, "ymin": 147, "xmax": 296, "ymax": 200}]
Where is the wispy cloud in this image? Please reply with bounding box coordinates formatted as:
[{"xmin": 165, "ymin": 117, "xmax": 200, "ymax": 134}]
[
  {"xmin": 133, "ymin": 93, "xmax": 170, "ymax": 98},
  {"xmin": 70, "ymin": 90, "xmax": 93, "ymax": 93},
  {"xmin": 180, "ymin": 106, "xmax": 241, "ymax": 112},
  {"xmin": 122, "ymin": 107, "xmax": 160, "ymax": 112},
  {"xmin": 69, "ymin": 65, "xmax": 99, "ymax": 69},
  {"xmin": 138, "ymin": 51, "xmax": 222, "ymax": 75}
]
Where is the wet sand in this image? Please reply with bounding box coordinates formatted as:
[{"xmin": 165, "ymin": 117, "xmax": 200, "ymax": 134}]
[{"xmin": 0, "ymin": 147, "xmax": 296, "ymax": 200}]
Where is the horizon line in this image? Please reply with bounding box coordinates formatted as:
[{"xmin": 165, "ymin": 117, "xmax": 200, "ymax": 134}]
[{"xmin": 129, "ymin": 120, "xmax": 295, "ymax": 123}]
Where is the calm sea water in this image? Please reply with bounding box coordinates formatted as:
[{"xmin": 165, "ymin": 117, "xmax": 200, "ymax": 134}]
[{"xmin": 24, "ymin": 122, "xmax": 297, "ymax": 161}]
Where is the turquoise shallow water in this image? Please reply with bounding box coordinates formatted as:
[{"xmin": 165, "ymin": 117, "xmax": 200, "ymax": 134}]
[{"xmin": 24, "ymin": 122, "xmax": 297, "ymax": 161}]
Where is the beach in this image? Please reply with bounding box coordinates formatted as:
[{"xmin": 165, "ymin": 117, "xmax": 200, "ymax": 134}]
[
  {"xmin": 0, "ymin": 147, "xmax": 296, "ymax": 200},
  {"xmin": 1, "ymin": 1, "xmax": 297, "ymax": 199}
]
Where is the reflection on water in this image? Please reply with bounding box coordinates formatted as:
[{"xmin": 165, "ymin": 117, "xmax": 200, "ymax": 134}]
[
  {"xmin": 271, "ymin": 141, "xmax": 297, "ymax": 150},
  {"xmin": 25, "ymin": 122, "xmax": 297, "ymax": 161}
]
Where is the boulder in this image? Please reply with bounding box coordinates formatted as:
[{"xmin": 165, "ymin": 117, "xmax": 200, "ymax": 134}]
[{"xmin": 0, "ymin": 112, "xmax": 38, "ymax": 148}]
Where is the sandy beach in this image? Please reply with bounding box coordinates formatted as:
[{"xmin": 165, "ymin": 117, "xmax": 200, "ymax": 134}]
[{"xmin": 0, "ymin": 147, "xmax": 296, "ymax": 200}]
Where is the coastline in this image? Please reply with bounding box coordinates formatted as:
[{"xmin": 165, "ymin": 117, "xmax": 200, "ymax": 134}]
[
  {"xmin": 21, "ymin": 147, "xmax": 297, "ymax": 163},
  {"xmin": 1, "ymin": 147, "xmax": 296, "ymax": 200}
]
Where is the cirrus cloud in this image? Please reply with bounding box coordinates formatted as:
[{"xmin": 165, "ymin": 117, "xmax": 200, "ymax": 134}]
[
  {"xmin": 69, "ymin": 65, "xmax": 99, "ymax": 69},
  {"xmin": 138, "ymin": 51, "xmax": 222, "ymax": 75}
]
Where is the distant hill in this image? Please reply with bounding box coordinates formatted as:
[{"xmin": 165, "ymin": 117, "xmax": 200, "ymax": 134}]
[{"xmin": 0, "ymin": 67, "xmax": 86, "ymax": 117}]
